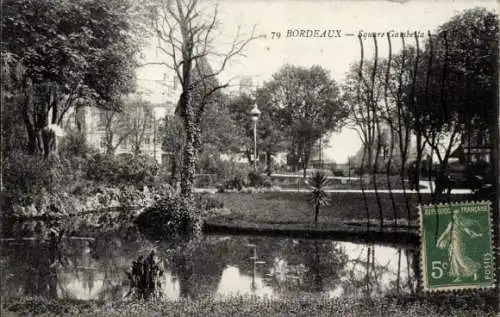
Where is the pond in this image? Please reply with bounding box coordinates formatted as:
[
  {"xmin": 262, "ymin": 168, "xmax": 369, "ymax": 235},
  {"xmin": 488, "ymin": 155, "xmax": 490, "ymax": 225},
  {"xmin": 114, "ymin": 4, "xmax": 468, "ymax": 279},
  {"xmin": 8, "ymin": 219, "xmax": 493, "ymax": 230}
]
[{"xmin": 1, "ymin": 215, "xmax": 419, "ymax": 302}]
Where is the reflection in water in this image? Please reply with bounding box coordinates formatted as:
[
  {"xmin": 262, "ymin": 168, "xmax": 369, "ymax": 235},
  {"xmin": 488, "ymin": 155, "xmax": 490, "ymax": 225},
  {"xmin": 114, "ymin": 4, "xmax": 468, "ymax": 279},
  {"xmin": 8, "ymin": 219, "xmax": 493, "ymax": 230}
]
[
  {"xmin": 218, "ymin": 266, "xmax": 274, "ymax": 298},
  {"xmin": 337, "ymin": 243, "xmax": 417, "ymax": 298},
  {"xmin": 127, "ymin": 251, "xmax": 164, "ymax": 300},
  {"xmin": 1, "ymin": 220, "xmax": 417, "ymax": 302}
]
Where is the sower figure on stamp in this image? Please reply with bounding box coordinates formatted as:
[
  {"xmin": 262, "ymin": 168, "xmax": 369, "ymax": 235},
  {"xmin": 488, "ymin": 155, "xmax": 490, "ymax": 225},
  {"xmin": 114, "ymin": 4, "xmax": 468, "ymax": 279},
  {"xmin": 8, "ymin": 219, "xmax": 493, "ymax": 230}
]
[{"xmin": 436, "ymin": 212, "xmax": 483, "ymax": 282}]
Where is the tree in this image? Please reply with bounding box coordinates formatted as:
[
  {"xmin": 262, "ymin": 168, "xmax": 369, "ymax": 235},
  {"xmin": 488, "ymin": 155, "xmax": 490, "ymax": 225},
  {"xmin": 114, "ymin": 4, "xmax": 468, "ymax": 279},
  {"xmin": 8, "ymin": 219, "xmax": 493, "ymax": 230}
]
[
  {"xmin": 100, "ymin": 97, "xmax": 155, "ymax": 155},
  {"xmin": 201, "ymin": 93, "xmax": 244, "ymax": 155},
  {"xmin": 1, "ymin": 0, "xmax": 145, "ymax": 157},
  {"xmin": 226, "ymin": 91, "xmax": 287, "ymax": 172},
  {"xmin": 343, "ymin": 59, "xmax": 387, "ymax": 175},
  {"xmin": 343, "ymin": 49, "xmax": 419, "ymax": 227},
  {"xmin": 343, "ymin": 43, "xmax": 422, "ymax": 205},
  {"xmin": 128, "ymin": 100, "xmax": 155, "ymax": 156},
  {"xmin": 378, "ymin": 47, "xmax": 420, "ymax": 178},
  {"xmin": 151, "ymin": 0, "xmax": 258, "ymax": 198},
  {"xmin": 408, "ymin": 8, "xmax": 498, "ymax": 192},
  {"xmin": 161, "ymin": 115, "xmax": 185, "ymax": 185},
  {"xmin": 1, "ymin": 54, "xmax": 28, "ymax": 153},
  {"xmin": 263, "ymin": 65, "xmax": 346, "ymax": 177}
]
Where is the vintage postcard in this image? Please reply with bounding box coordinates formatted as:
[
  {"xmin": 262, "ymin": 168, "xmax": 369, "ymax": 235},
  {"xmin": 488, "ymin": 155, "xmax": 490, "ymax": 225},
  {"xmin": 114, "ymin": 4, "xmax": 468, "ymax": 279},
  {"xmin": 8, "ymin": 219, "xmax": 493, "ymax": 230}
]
[{"xmin": 1, "ymin": 0, "xmax": 498, "ymax": 316}]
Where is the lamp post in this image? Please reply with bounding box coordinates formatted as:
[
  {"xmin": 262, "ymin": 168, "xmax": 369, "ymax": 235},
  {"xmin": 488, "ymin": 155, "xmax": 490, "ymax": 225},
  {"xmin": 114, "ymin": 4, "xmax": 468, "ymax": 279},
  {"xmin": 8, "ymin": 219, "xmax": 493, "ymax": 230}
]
[
  {"xmin": 153, "ymin": 117, "xmax": 157, "ymax": 160},
  {"xmin": 246, "ymin": 243, "xmax": 265, "ymax": 294},
  {"xmin": 153, "ymin": 107, "xmax": 167, "ymax": 163},
  {"xmin": 250, "ymin": 104, "xmax": 261, "ymax": 171}
]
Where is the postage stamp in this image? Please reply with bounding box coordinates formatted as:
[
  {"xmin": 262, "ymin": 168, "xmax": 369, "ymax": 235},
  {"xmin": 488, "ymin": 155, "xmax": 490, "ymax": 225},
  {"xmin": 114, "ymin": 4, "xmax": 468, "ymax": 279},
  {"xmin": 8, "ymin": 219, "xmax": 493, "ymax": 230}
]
[{"xmin": 419, "ymin": 201, "xmax": 495, "ymax": 291}]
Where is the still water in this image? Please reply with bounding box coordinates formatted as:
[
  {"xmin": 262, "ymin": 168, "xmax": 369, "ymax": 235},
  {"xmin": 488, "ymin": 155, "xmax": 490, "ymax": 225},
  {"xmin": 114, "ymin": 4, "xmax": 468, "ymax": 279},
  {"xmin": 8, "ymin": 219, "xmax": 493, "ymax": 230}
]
[{"xmin": 1, "ymin": 216, "xmax": 418, "ymax": 302}]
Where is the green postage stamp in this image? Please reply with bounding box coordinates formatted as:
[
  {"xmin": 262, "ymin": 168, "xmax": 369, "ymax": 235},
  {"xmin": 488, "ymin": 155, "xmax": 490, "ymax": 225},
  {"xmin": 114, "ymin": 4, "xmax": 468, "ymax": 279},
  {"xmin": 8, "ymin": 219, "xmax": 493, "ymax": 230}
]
[{"xmin": 419, "ymin": 201, "xmax": 495, "ymax": 291}]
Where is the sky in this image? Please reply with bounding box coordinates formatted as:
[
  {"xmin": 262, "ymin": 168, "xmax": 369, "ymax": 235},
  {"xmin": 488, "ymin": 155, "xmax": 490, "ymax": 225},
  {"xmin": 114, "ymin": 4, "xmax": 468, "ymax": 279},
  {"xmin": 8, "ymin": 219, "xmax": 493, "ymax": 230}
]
[{"xmin": 136, "ymin": 0, "xmax": 497, "ymax": 163}]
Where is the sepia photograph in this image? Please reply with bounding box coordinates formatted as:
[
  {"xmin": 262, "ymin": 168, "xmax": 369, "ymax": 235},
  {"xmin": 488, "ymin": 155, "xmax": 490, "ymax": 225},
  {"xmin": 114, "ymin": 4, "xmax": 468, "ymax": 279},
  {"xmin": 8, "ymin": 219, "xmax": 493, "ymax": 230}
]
[{"xmin": 1, "ymin": 0, "xmax": 498, "ymax": 316}]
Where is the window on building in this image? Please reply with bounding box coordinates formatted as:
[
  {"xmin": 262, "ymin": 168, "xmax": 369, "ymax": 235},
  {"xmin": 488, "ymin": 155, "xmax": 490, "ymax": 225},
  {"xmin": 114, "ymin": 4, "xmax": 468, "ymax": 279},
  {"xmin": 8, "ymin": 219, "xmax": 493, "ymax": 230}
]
[
  {"xmin": 100, "ymin": 136, "xmax": 107, "ymax": 149},
  {"xmin": 97, "ymin": 112, "xmax": 107, "ymax": 128},
  {"xmin": 173, "ymin": 75, "xmax": 179, "ymax": 90},
  {"xmin": 144, "ymin": 115, "xmax": 153, "ymax": 130},
  {"xmin": 144, "ymin": 135, "xmax": 151, "ymax": 145},
  {"xmin": 119, "ymin": 137, "xmax": 128, "ymax": 149}
]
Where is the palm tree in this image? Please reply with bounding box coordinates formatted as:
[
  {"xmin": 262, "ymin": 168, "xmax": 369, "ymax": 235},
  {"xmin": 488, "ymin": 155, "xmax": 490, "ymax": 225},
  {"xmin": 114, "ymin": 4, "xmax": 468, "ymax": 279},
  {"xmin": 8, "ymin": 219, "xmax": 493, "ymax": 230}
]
[{"xmin": 308, "ymin": 172, "xmax": 329, "ymax": 225}]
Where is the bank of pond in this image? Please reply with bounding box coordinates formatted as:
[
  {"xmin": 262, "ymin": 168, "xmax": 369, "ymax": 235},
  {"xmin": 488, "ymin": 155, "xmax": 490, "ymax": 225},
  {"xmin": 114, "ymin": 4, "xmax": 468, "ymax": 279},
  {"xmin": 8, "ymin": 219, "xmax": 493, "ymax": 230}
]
[{"xmin": 1, "ymin": 212, "xmax": 496, "ymax": 316}]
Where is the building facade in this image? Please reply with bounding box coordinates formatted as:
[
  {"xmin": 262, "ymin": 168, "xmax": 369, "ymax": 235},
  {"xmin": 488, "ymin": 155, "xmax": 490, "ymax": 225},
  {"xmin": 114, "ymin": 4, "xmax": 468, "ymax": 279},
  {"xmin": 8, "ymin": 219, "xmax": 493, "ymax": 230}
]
[
  {"xmin": 83, "ymin": 101, "xmax": 175, "ymax": 164},
  {"xmin": 60, "ymin": 71, "xmax": 181, "ymax": 164}
]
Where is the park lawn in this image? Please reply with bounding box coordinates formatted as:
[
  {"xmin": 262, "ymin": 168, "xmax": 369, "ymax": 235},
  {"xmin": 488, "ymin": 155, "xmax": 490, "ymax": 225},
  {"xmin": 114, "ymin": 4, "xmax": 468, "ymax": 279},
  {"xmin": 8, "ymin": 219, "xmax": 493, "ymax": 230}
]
[
  {"xmin": 271, "ymin": 174, "xmax": 420, "ymax": 191},
  {"xmin": 3, "ymin": 295, "xmax": 493, "ymax": 317},
  {"xmin": 210, "ymin": 192, "xmax": 471, "ymax": 228}
]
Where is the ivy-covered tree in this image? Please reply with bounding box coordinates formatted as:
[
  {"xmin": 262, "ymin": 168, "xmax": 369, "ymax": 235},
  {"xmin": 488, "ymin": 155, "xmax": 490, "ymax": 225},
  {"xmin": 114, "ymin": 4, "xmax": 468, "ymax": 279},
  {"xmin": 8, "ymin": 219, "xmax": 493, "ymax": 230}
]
[
  {"xmin": 151, "ymin": 0, "xmax": 258, "ymax": 198},
  {"xmin": 161, "ymin": 115, "xmax": 185, "ymax": 185}
]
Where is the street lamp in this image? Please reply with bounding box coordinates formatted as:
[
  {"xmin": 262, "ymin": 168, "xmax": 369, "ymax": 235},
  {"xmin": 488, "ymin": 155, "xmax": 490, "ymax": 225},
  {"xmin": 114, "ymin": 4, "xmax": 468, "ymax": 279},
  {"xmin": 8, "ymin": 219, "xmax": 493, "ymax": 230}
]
[
  {"xmin": 246, "ymin": 243, "xmax": 265, "ymax": 294},
  {"xmin": 153, "ymin": 107, "xmax": 167, "ymax": 163},
  {"xmin": 250, "ymin": 104, "xmax": 261, "ymax": 171}
]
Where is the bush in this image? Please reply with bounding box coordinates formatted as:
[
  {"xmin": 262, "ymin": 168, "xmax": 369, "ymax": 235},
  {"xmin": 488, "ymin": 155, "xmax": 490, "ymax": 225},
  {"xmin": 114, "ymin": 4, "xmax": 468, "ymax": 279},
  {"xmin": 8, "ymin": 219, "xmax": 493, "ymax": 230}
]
[
  {"xmin": 248, "ymin": 171, "xmax": 266, "ymax": 187},
  {"xmin": 217, "ymin": 175, "xmax": 245, "ymax": 192},
  {"xmin": 332, "ymin": 170, "xmax": 344, "ymax": 177},
  {"xmin": 262, "ymin": 178, "xmax": 273, "ymax": 188},
  {"xmin": 58, "ymin": 131, "xmax": 95, "ymax": 158},
  {"xmin": 203, "ymin": 159, "xmax": 250, "ymax": 184},
  {"xmin": 85, "ymin": 153, "xmax": 159, "ymax": 185},
  {"xmin": 195, "ymin": 193, "xmax": 224, "ymax": 210},
  {"xmin": 3, "ymin": 151, "xmax": 77, "ymax": 202},
  {"xmin": 135, "ymin": 196, "xmax": 203, "ymax": 238}
]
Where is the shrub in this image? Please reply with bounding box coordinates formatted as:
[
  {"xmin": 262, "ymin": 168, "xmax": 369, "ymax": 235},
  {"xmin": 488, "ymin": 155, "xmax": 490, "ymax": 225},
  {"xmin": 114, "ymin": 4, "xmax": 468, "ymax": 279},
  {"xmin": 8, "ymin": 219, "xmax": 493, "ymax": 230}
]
[
  {"xmin": 3, "ymin": 150, "xmax": 77, "ymax": 202},
  {"xmin": 262, "ymin": 178, "xmax": 273, "ymax": 188},
  {"xmin": 85, "ymin": 153, "xmax": 159, "ymax": 185},
  {"xmin": 248, "ymin": 171, "xmax": 266, "ymax": 187},
  {"xmin": 308, "ymin": 171, "xmax": 330, "ymax": 225},
  {"xmin": 203, "ymin": 159, "xmax": 249, "ymax": 184},
  {"xmin": 135, "ymin": 196, "xmax": 203, "ymax": 238},
  {"xmin": 195, "ymin": 193, "xmax": 224, "ymax": 210},
  {"xmin": 58, "ymin": 131, "xmax": 95, "ymax": 158},
  {"xmin": 217, "ymin": 175, "xmax": 245, "ymax": 192},
  {"xmin": 332, "ymin": 170, "xmax": 344, "ymax": 177}
]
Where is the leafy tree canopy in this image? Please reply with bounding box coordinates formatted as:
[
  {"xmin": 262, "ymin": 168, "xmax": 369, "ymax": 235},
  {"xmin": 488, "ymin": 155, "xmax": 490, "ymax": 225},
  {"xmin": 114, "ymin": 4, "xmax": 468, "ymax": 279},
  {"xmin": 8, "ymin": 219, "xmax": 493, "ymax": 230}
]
[
  {"xmin": 411, "ymin": 7, "xmax": 498, "ymax": 130},
  {"xmin": 2, "ymin": 0, "xmax": 144, "ymax": 106},
  {"xmin": 1, "ymin": 0, "xmax": 148, "ymax": 156},
  {"xmin": 262, "ymin": 64, "xmax": 347, "ymax": 175}
]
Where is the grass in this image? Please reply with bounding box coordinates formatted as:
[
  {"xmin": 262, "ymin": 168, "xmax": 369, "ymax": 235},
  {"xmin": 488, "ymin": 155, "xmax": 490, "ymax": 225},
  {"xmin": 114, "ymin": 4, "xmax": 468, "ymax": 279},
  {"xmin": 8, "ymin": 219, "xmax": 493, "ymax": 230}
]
[
  {"xmin": 205, "ymin": 192, "xmax": 473, "ymax": 243},
  {"xmin": 270, "ymin": 174, "xmax": 420, "ymax": 190},
  {"xmin": 3, "ymin": 295, "xmax": 494, "ymax": 317},
  {"xmin": 211, "ymin": 192, "xmax": 471, "ymax": 227}
]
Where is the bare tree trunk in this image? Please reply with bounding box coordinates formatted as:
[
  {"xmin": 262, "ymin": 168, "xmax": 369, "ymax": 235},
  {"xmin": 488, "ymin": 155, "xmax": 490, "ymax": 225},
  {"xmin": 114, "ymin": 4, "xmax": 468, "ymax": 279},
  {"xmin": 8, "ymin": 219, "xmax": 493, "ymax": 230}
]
[
  {"xmin": 266, "ymin": 152, "xmax": 272, "ymax": 174},
  {"xmin": 302, "ymin": 147, "xmax": 310, "ymax": 178},
  {"xmin": 245, "ymin": 149, "xmax": 252, "ymax": 165},
  {"xmin": 170, "ymin": 156, "xmax": 178, "ymax": 185},
  {"xmin": 22, "ymin": 90, "xmax": 39, "ymax": 155},
  {"xmin": 41, "ymin": 128, "xmax": 56, "ymax": 159},
  {"xmin": 26, "ymin": 127, "xmax": 37, "ymax": 154}
]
